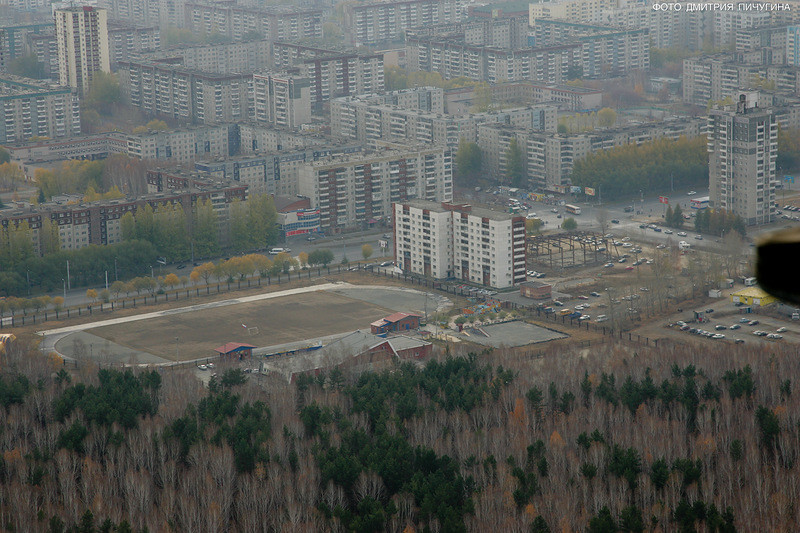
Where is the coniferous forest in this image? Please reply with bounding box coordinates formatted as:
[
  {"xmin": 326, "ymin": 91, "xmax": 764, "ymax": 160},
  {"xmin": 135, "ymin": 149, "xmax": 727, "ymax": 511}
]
[{"xmin": 1, "ymin": 337, "xmax": 799, "ymax": 532}]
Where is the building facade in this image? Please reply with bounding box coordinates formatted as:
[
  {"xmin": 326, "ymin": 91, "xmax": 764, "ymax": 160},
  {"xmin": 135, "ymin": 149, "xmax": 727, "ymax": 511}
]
[
  {"xmin": 145, "ymin": 39, "xmax": 270, "ymax": 75},
  {"xmin": 118, "ymin": 60, "xmax": 252, "ymax": 125},
  {"xmin": 393, "ymin": 200, "xmax": 526, "ymax": 288},
  {"xmin": 55, "ymin": 6, "xmax": 110, "ymax": 96},
  {"xmin": 252, "ymin": 72, "xmax": 312, "ymax": 128},
  {"xmin": 0, "ymin": 75, "xmax": 81, "ymax": 144},
  {"xmin": 184, "ymin": 2, "xmax": 323, "ymax": 42},
  {"xmin": 331, "ymin": 93, "xmax": 557, "ymax": 147},
  {"xmin": 107, "ymin": 22, "xmax": 160, "ymax": 66},
  {"xmin": 271, "ymin": 42, "xmax": 384, "ymax": 111},
  {"xmin": 299, "ymin": 146, "xmax": 453, "ymax": 232},
  {"xmin": 707, "ymin": 95, "xmax": 777, "ymax": 226},
  {"xmin": 342, "ymin": 0, "xmax": 468, "ymax": 47}
]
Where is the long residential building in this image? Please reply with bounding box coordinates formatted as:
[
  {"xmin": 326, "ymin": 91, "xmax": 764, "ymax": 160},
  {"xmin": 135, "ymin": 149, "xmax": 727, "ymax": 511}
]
[
  {"xmin": 107, "ymin": 22, "xmax": 160, "ymax": 67},
  {"xmin": 393, "ymin": 200, "xmax": 526, "ymax": 288},
  {"xmin": 406, "ymin": 35, "xmax": 584, "ymax": 84},
  {"xmin": 97, "ymin": 0, "xmax": 184, "ymax": 28},
  {"xmin": 331, "ymin": 93, "xmax": 557, "ymax": 147},
  {"xmin": 194, "ymin": 143, "xmax": 363, "ymax": 196},
  {"xmin": 0, "ymin": 179, "xmax": 246, "ymax": 253},
  {"xmin": 144, "ymin": 39, "xmax": 271, "ymax": 75},
  {"xmin": 683, "ymin": 53, "xmax": 800, "ymax": 106},
  {"xmin": 298, "ymin": 146, "xmax": 453, "ymax": 232},
  {"xmin": 532, "ymin": 20, "xmax": 649, "ymax": 78},
  {"xmin": 271, "ymin": 42, "xmax": 384, "ymax": 111},
  {"xmin": 4, "ymin": 124, "xmax": 234, "ymax": 167},
  {"xmin": 708, "ymin": 95, "xmax": 777, "ymax": 226},
  {"xmin": 0, "ymin": 75, "xmax": 81, "ymax": 144},
  {"xmin": 342, "ymin": 0, "xmax": 468, "ymax": 47},
  {"xmin": 118, "ymin": 59, "xmax": 252, "ymax": 125},
  {"xmin": 184, "ymin": 2, "xmax": 323, "ymax": 42},
  {"xmin": 406, "ymin": 16, "xmax": 529, "ymax": 50}
]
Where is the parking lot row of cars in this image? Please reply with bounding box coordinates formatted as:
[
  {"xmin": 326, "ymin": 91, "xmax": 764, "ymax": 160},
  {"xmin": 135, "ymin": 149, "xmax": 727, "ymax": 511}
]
[{"xmin": 673, "ymin": 318, "xmax": 788, "ymax": 343}]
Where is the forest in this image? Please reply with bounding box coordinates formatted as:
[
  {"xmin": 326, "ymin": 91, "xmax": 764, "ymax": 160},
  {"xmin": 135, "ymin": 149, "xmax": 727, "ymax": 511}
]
[
  {"xmin": 1, "ymin": 334, "xmax": 799, "ymax": 532},
  {"xmin": 570, "ymin": 137, "xmax": 708, "ymax": 200}
]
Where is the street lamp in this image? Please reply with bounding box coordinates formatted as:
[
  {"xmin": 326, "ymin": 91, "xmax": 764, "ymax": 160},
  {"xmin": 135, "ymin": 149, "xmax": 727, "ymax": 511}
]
[{"xmin": 114, "ymin": 258, "xmax": 118, "ymax": 281}]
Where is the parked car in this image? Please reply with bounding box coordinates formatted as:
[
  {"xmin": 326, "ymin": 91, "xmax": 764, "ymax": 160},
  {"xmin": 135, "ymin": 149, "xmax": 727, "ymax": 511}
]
[
  {"xmin": 730, "ymin": 324, "xmax": 741, "ymax": 330},
  {"xmin": 777, "ymin": 327, "xmax": 788, "ymax": 333},
  {"xmin": 677, "ymin": 232, "xmax": 688, "ymax": 237},
  {"xmin": 590, "ymin": 292, "xmax": 601, "ymax": 297},
  {"xmin": 611, "ymin": 219, "xmax": 620, "ymax": 224}
]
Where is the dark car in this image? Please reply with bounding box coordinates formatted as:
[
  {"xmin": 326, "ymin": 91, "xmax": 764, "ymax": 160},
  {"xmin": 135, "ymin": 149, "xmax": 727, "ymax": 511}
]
[
  {"xmin": 611, "ymin": 219, "xmax": 620, "ymax": 224},
  {"xmin": 176, "ymin": 264, "xmax": 186, "ymax": 270},
  {"xmin": 705, "ymin": 308, "xmax": 714, "ymax": 313}
]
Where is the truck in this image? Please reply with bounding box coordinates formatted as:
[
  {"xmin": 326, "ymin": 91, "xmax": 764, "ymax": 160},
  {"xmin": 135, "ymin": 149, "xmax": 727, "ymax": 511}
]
[{"xmin": 678, "ymin": 241, "xmax": 691, "ymax": 251}]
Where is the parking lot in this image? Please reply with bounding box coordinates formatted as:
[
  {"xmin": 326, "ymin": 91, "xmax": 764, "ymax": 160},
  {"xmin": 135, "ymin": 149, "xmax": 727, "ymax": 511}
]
[{"xmin": 454, "ymin": 320, "xmax": 568, "ymax": 348}]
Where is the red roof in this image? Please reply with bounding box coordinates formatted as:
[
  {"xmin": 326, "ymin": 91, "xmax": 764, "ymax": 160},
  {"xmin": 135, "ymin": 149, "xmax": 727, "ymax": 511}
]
[
  {"xmin": 382, "ymin": 312, "xmax": 421, "ymax": 323},
  {"xmin": 214, "ymin": 342, "xmax": 256, "ymax": 354}
]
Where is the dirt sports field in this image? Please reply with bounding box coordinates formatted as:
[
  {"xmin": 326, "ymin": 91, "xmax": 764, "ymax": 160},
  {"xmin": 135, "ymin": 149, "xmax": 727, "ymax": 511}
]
[{"xmin": 85, "ymin": 290, "xmax": 396, "ymax": 362}]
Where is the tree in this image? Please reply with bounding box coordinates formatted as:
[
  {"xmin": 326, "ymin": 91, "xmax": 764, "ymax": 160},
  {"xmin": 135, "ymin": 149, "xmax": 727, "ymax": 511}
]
[
  {"xmin": 309, "ymin": 249, "xmax": 334, "ymax": 266},
  {"xmin": 7, "ymin": 54, "xmax": 44, "ymax": 78},
  {"xmin": 455, "ymin": 139, "xmax": 483, "ymax": 185},
  {"xmin": 99, "ymin": 288, "xmax": 111, "ymax": 304},
  {"xmin": 595, "ymin": 208, "xmax": 610, "ymax": 234},
  {"xmin": 86, "ymin": 288, "xmax": 98, "ymax": 305},
  {"xmin": 0, "ymin": 147, "xmax": 10, "ymax": 164},
  {"xmin": 562, "ymin": 217, "xmax": 578, "ymax": 231},
  {"xmin": 505, "ymin": 138, "xmax": 525, "ymax": 187},
  {"xmin": 163, "ymin": 273, "xmax": 180, "ymax": 290},
  {"xmin": 362, "ymin": 244, "xmax": 374, "ymax": 261},
  {"xmin": 298, "ymin": 251, "xmax": 309, "ymax": 268},
  {"xmin": 0, "ymin": 162, "xmax": 25, "ymax": 191},
  {"xmin": 52, "ymin": 296, "xmax": 65, "ymax": 312},
  {"xmin": 84, "ymin": 71, "xmax": 120, "ymax": 115},
  {"xmin": 145, "ymin": 119, "xmax": 168, "ymax": 131},
  {"xmin": 597, "ymin": 107, "xmax": 617, "ymax": 128},
  {"xmin": 111, "ymin": 280, "xmax": 126, "ymax": 300},
  {"xmin": 384, "ymin": 66, "xmax": 408, "ymax": 91},
  {"xmin": 192, "ymin": 198, "xmax": 219, "ymax": 259},
  {"xmin": 526, "ymin": 218, "xmax": 543, "ymax": 234},
  {"xmin": 471, "ymin": 83, "xmax": 493, "ymax": 113}
]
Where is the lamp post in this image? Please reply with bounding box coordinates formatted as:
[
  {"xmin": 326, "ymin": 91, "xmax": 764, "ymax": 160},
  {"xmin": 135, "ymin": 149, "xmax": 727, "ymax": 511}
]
[{"xmin": 114, "ymin": 258, "xmax": 118, "ymax": 281}]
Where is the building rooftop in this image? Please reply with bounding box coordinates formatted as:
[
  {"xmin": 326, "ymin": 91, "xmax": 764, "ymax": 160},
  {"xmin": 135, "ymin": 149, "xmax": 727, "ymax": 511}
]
[{"xmin": 401, "ymin": 199, "xmax": 517, "ymax": 221}]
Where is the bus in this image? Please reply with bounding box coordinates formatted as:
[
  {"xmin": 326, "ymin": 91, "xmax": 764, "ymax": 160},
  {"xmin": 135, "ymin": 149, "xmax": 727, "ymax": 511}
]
[
  {"xmin": 690, "ymin": 196, "xmax": 709, "ymax": 209},
  {"xmin": 565, "ymin": 204, "xmax": 582, "ymax": 215}
]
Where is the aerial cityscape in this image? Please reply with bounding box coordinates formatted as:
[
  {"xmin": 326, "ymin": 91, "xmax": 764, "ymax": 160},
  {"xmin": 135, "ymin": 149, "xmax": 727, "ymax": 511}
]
[{"xmin": 1, "ymin": 0, "xmax": 800, "ymax": 530}]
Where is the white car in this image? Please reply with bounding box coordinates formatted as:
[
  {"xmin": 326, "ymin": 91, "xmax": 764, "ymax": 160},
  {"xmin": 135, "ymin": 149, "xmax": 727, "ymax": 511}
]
[
  {"xmin": 687, "ymin": 191, "xmax": 697, "ymax": 195},
  {"xmin": 712, "ymin": 333, "xmax": 725, "ymax": 339},
  {"xmin": 198, "ymin": 364, "xmax": 208, "ymax": 371},
  {"xmin": 207, "ymin": 363, "xmax": 215, "ymax": 369},
  {"xmin": 664, "ymin": 230, "xmax": 673, "ymax": 234},
  {"xmin": 777, "ymin": 327, "xmax": 788, "ymax": 333},
  {"xmin": 677, "ymin": 232, "xmax": 687, "ymax": 237},
  {"xmin": 579, "ymin": 315, "xmax": 591, "ymax": 321}
]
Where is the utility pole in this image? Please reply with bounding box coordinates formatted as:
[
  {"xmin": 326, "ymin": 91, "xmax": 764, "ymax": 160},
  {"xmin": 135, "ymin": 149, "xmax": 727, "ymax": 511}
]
[
  {"xmin": 105, "ymin": 270, "xmax": 108, "ymax": 290},
  {"xmin": 66, "ymin": 260, "xmax": 70, "ymax": 290}
]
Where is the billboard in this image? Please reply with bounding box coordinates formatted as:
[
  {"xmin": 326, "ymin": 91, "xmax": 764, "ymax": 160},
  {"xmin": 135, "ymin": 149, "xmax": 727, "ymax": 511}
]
[
  {"xmin": 570, "ymin": 186, "xmax": 582, "ymax": 194},
  {"xmin": 659, "ymin": 196, "xmax": 669, "ymax": 204},
  {"xmin": 584, "ymin": 187, "xmax": 595, "ymax": 196}
]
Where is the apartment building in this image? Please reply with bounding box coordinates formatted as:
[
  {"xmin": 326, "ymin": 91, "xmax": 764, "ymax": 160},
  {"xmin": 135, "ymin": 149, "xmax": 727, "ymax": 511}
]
[
  {"xmin": 252, "ymin": 71, "xmax": 312, "ymax": 128},
  {"xmin": 237, "ymin": 122, "xmax": 322, "ymax": 154},
  {"xmin": 184, "ymin": 2, "xmax": 323, "ymax": 42},
  {"xmin": 529, "ymin": 0, "xmax": 618, "ymax": 26},
  {"xmin": 532, "ymin": 20, "xmax": 649, "ymax": 78},
  {"xmin": 527, "ymin": 118, "xmax": 707, "ymax": 190},
  {"xmin": 126, "ymin": 124, "xmax": 233, "ymax": 163},
  {"xmin": 298, "ymin": 146, "xmax": 453, "ymax": 232},
  {"xmin": 714, "ymin": 9, "xmax": 772, "ymax": 49},
  {"xmin": 193, "ymin": 144, "xmax": 362, "ymax": 196},
  {"xmin": 118, "ymin": 59, "xmax": 252, "ymax": 125},
  {"xmin": 26, "ymin": 31, "xmax": 59, "ymax": 80},
  {"xmin": 788, "ymin": 25, "xmax": 800, "ymax": 66},
  {"xmin": 0, "ymin": 23, "xmax": 53, "ymax": 73},
  {"xmin": 271, "ymin": 42, "xmax": 384, "ymax": 111},
  {"xmin": 107, "ymin": 22, "xmax": 159, "ymax": 66},
  {"xmin": 146, "ymin": 39, "xmax": 270, "ymax": 75},
  {"xmin": 683, "ymin": 54, "xmax": 800, "ymax": 106},
  {"xmin": 331, "ymin": 93, "xmax": 557, "ymax": 146},
  {"xmin": 708, "ymin": 95, "xmax": 777, "ymax": 226},
  {"xmin": 342, "ymin": 0, "xmax": 468, "ymax": 47},
  {"xmin": 393, "ymin": 200, "xmax": 526, "ymax": 288},
  {"xmin": 0, "ymin": 179, "xmax": 247, "ymax": 253},
  {"xmin": 407, "ymin": 16, "xmax": 529, "ymax": 50},
  {"xmin": 477, "ymin": 124, "xmax": 531, "ymax": 182},
  {"xmin": 54, "ymin": 6, "xmax": 110, "ymax": 96},
  {"xmin": 97, "ymin": 0, "xmax": 182, "ymax": 28},
  {"xmin": 406, "ymin": 35, "xmax": 584, "ymax": 84},
  {"xmin": 600, "ymin": 4, "xmax": 690, "ymax": 50},
  {"xmin": 484, "ymin": 81, "xmax": 602, "ymax": 112},
  {"xmin": 0, "ymin": 75, "xmax": 81, "ymax": 144}
]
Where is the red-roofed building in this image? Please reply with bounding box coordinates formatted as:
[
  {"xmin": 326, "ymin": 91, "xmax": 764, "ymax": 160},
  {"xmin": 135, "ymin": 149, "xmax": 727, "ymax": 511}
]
[
  {"xmin": 370, "ymin": 312, "xmax": 422, "ymax": 334},
  {"xmin": 214, "ymin": 342, "xmax": 256, "ymax": 360}
]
